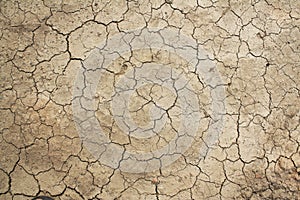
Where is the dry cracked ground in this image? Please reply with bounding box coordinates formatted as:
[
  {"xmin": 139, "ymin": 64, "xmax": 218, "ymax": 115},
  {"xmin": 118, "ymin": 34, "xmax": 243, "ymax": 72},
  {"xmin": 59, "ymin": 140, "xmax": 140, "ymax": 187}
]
[{"xmin": 0, "ymin": 0, "xmax": 300, "ymax": 199}]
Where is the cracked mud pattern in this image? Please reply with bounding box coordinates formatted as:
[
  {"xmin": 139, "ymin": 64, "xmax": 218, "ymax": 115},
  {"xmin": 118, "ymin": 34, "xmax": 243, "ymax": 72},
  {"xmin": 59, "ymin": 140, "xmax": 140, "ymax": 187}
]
[{"xmin": 0, "ymin": 0, "xmax": 299, "ymax": 199}]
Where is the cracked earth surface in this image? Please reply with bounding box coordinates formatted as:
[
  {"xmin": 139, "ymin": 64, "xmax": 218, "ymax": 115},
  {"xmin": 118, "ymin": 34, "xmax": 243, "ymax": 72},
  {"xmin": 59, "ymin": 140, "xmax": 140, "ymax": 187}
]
[{"xmin": 0, "ymin": 0, "xmax": 299, "ymax": 199}]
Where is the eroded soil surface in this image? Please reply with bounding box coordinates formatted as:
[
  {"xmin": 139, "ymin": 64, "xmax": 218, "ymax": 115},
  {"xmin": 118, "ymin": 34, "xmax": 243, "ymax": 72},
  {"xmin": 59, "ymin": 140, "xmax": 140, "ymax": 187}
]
[{"xmin": 0, "ymin": 0, "xmax": 299, "ymax": 199}]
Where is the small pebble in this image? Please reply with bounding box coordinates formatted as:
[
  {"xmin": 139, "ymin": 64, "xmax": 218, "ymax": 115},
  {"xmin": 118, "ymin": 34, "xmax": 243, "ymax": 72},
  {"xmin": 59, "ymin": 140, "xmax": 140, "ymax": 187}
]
[{"xmin": 151, "ymin": 177, "xmax": 160, "ymax": 185}]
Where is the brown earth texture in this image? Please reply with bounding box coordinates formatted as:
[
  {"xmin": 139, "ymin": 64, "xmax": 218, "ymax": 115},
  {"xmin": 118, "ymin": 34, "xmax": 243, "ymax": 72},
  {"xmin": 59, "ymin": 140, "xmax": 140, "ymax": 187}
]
[{"xmin": 0, "ymin": 0, "xmax": 299, "ymax": 199}]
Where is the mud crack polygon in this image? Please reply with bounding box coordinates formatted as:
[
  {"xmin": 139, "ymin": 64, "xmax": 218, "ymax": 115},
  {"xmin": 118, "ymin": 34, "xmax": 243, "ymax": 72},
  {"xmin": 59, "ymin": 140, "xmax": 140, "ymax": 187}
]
[{"xmin": 72, "ymin": 28, "xmax": 226, "ymax": 173}]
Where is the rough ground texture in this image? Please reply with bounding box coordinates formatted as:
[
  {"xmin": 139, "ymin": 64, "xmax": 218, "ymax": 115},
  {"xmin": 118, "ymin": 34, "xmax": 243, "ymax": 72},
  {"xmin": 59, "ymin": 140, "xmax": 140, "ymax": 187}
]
[{"xmin": 0, "ymin": 0, "xmax": 299, "ymax": 199}]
